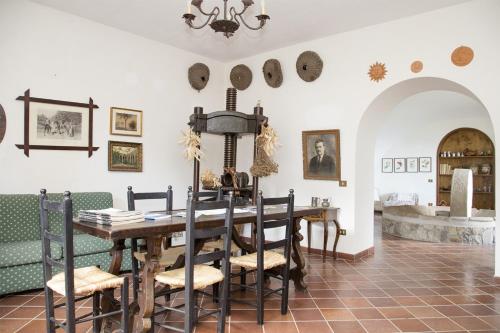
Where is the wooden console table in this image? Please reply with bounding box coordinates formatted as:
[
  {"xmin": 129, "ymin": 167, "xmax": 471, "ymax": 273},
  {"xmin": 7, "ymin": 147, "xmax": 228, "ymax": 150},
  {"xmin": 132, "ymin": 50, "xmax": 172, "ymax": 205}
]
[{"xmin": 303, "ymin": 207, "xmax": 341, "ymax": 259}]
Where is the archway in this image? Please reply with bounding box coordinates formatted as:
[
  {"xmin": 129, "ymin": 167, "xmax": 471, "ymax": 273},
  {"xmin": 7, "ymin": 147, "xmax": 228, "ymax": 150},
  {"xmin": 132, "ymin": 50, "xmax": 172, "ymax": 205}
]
[{"xmin": 354, "ymin": 77, "xmax": 494, "ymax": 264}]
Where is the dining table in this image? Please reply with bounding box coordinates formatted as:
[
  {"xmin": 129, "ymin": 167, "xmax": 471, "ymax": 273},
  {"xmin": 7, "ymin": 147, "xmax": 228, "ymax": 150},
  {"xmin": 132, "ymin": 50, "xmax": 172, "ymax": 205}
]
[{"xmin": 73, "ymin": 205, "xmax": 321, "ymax": 333}]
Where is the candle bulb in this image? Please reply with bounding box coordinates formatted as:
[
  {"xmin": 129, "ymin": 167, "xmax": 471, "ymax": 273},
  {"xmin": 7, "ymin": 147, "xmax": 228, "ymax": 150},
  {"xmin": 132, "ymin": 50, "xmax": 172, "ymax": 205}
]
[
  {"xmin": 261, "ymin": 0, "xmax": 266, "ymax": 15},
  {"xmin": 187, "ymin": 0, "xmax": 192, "ymax": 14}
]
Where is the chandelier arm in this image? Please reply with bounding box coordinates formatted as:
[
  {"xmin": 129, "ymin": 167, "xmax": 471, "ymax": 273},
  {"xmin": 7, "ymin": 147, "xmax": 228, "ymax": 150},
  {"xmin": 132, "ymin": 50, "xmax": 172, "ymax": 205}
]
[
  {"xmin": 229, "ymin": 6, "xmax": 237, "ymax": 22},
  {"xmin": 236, "ymin": 13, "xmax": 267, "ymax": 30},
  {"xmin": 192, "ymin": 0, "xmax": 215, "ymax": 17},
  {"xmin": 188, "ymin": 7, "xmax": 220, "ymax": 30}
]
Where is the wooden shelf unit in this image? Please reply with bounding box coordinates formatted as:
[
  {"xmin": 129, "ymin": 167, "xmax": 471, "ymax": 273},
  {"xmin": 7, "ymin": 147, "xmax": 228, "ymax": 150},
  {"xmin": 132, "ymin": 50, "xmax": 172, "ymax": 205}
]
[{"xmin": 436, "ymin": 128, "xmax": 495, "ymax": 209}]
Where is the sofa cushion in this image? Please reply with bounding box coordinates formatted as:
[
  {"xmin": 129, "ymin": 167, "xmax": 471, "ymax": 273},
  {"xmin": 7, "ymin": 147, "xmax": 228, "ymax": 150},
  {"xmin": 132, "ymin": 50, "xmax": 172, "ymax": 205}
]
[
  {"xmin": 73, "ymin": 234, "xmax": 114, "ymax": 256},
  {"xmin": 0, "ymin": 240, "xmax": 62, "ymax": 268},
  {"xmin": 0, "ymin": 194, "xmax": 40, "ymax": 242}
]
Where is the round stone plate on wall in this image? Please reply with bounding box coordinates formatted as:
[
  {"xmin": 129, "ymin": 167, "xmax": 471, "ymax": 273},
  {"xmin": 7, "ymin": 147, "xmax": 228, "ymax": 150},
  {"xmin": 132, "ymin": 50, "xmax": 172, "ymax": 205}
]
[
  {"xmin": 230, "ymin": 64, "xmax": 253, "ymax": 90},
  {"xmin": 188, "ymin": 63, "xmax": 210, "ymax": 91},
  {"xmin": 262, "ymin": 59, "xmax": 283, "ymax": 88},
  {"xmin": 0, "ymin": 104, "xmax": 5, "ymax": 144},
  {"xmin": 296, "ymin": 51, "xmax": 323, "ymax": 82},
  {"xmin": 451, "ymin": 45, "xmax": 474, "ymax": 67}
]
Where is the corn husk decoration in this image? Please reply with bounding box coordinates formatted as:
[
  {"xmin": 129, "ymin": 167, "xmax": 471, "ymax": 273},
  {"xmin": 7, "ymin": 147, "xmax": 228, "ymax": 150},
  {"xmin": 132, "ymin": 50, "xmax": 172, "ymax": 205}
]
[
  {"xmin": 201, "ymin": 170, "xmax": 222, "ymax": 188},
  {"xmin": 179, "ymin": 128, "xmax": 203, "ymax": 161},
  {"xmin": 250, "ymin": 125, "xmax": 279, "ymax": 177}
]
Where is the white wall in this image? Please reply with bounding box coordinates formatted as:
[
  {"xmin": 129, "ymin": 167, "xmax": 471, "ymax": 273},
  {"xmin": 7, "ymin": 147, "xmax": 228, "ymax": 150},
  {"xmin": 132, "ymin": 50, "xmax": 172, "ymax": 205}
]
[
  {"xmin": 374, "ymin": 91, "xmax": 493, "ymax": 206},
  {"xmin": 0, "ymin": 0, "xmax": 225, "ymax": 210},
  {"xmin": 220, "ymin": 0, "xmax": 500, "ymax": 260}
]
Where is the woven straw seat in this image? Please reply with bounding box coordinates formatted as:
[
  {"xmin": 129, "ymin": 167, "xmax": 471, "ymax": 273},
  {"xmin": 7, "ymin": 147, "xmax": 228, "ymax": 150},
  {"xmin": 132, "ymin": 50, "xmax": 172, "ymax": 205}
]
[
  {"xmin": 134, "ymin": 246, "xmax": 185, "ymax": 266},
  {"xmin": 46, "ymin": 266, "xmax": 124, "ymax": 297},
  {"xmin": 155, "ymin": 264, "xmax": 224, "ymax": 290},
  {"xmin": 230, "ymin": 251, "xmax": 286, "ymax": 270},
  {"xmin": 202, "ymin": 239, "xmax": 240, "ymax": 254}
]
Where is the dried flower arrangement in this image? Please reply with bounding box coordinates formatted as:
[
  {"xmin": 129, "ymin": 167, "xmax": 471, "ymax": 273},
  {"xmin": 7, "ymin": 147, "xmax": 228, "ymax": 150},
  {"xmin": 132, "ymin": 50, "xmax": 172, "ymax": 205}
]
[
  {"xmin": 201, "ymin": 169, "xmax": 222, "ymax": 188},
  {"xmin": 179, "ymin": 128, "xmax": 203, "ymax": 161}
]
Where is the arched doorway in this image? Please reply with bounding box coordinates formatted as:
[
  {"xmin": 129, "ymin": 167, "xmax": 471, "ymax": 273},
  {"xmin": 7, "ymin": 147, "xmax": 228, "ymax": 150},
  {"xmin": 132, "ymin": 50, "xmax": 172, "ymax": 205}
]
[{"xmin": 354, "ymin": 77, "xmax": 495, "ymax": 265}]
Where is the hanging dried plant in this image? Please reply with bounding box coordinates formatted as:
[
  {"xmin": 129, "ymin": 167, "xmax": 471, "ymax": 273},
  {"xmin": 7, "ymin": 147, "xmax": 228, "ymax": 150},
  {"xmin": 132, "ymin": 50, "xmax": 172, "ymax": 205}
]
[
  {"xmin": 250, "ymin": 124, "xmax": 279, "ymax": 177},
  {"xmin": 179, "ymin": 128, "xmax": 203, "ymax": 161},
  {"xmin": 258, "ymin": 125, "xmax": 280, "ymax": 156},
  {"xmin": 201, "ymin": 169, "xmax": 222, "ymax": 188}
]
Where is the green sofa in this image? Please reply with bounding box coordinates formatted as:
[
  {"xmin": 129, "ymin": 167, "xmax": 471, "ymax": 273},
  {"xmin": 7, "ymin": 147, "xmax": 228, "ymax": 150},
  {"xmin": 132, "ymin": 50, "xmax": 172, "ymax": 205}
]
[{"xmin": 0, "ymin": 192, "xmax": 131, "ymax": 295}]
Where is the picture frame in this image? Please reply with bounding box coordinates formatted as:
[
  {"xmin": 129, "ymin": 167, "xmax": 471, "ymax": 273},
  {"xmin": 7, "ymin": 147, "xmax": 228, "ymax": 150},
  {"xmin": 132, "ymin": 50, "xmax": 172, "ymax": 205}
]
[
  {"xmin": 110, "ymin": 107, "xmax": 143, "ymax": 137},
  {"xmin": 302, "ymin": 129, "xmax": 341, "ymax": 181},
  {"xmin": 406, "ymin": 157, "xmax": 418, "ymax": 173},
  {"xmin": 419, "ymin": 157, "xmax": 432, "ymax": 172},
  {"xmin": 15, "ymin": 89, "xmax": 99, "ymax": 157},
  {"xmin": 382, "ymin": 158, "xmax": 393, "ymax": 173},
  {"xmin": 108, "ymin": 141, "xmax": 143, "ymax": 172},
  {"xmin": 394, "ymin": 158, "xmax": 406, "ymax": 173}
]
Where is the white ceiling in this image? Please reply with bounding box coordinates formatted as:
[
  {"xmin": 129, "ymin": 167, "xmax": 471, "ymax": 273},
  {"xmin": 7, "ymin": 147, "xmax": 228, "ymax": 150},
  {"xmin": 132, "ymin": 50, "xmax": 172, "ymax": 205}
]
[{"xmin": 31, "ymin": 0, "xmax": 471, "ymax": 62}]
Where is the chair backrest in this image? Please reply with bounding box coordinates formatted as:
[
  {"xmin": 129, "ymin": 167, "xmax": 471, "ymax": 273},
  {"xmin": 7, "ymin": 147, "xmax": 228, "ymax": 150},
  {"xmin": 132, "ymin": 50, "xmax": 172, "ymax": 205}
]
[
  {"xmin": 185, "ymin": 188, "xmax": 234, "ymax": 286},
  {"xmin": 39, "ymin": 189, "xmax": 76, "ymax": 318},
  {"xmin": 189, "ymin": 186, "xmax": 223, "ymax": 202},
  {"xmin": 256, "ymin": 190, "xmax": 295, "ymax": 267},
  {"xmin": 127, "ymin": 185, "xmax": 173, "ymax": 211}
]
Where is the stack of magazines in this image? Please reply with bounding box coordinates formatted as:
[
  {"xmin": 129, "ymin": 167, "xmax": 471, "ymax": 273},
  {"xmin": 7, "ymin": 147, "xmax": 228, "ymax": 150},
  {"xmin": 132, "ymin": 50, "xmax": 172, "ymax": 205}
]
[{"xmin": 78, "ymin": 208, "xmax": 144, "ymax": 225}]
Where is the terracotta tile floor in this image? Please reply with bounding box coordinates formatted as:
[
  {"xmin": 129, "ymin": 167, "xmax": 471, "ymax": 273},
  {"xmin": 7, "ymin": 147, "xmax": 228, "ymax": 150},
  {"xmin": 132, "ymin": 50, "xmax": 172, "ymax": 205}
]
[{"xmin": 1, "ymin": 215, "xmax": 499, "ymax": 333}]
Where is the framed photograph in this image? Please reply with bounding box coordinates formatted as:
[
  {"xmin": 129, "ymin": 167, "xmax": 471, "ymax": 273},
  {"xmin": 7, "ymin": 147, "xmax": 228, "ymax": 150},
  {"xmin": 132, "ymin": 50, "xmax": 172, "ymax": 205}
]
[
  {"xmin": 302, "ymin": 129, "xmax": 341, "ymax": 181},
  {"xmin": 406, "ymin": 157, "xmax": 418, "ymax": 173},
  {"xmin": 419, "ymin": 157, "xmax": 432, "ymax": 172},
  {"xmin": 394, "ymin": 158, "xmax": 406, "ymax": 173},
  {"xmin": 108, "ymin": 141, "xmax": 143, "ymax": 172},
  {"xmin": 110, "ymin": 107, "xmax": 143, "ymax": 137},
  {"xmin": 15, "ymin": 89, "xmax": 99, "ymax": 157},
  {"xmin": 382, "ymin": 158, "xmax": 393, "ymax": 173}
]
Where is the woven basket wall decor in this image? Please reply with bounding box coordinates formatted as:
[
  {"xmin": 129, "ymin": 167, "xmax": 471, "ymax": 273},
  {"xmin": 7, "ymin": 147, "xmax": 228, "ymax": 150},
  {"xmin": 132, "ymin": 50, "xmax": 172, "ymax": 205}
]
[
  {"xmin": 262, "ymin": 59, "xmax": 283, "ymax": 88},
  {"xmin": 230, "ymin": 64, "xmax": 253, "ymax": 90},
  {"xmin": 0, "ymin": 104, "xmax": 5, "ymax": 144},
  {"xmin": 188, "ymin": 63, "xmax": 210, "ymax": 91},
  {"xmin": 296, "ymin": 51, "xmax": 323, "ymax": 82}
]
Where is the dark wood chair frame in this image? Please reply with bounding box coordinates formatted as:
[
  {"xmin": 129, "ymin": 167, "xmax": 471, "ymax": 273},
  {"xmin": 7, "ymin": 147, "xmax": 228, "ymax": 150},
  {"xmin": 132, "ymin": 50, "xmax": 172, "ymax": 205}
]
[
  {"xmin": 126, "ymin": 185, "xmax": 174, "ymax": 304},
  {"xmin": 152, "ymin": 189, "xmax": 234, "ymax": 333},
  {"xmin": 39, "ymin": 189, "xmax": 129, "ymax": 333},
  {"xmin": 229, "ymin": 190, "xmax": 294, "ymax": 325}
]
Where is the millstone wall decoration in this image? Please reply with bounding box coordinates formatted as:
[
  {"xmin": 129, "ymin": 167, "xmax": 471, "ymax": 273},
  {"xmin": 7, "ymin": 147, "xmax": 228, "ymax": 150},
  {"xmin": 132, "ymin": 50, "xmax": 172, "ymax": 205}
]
[
  {"xmin": 368, "ymin": 62, "xmax": 387, "ymax": 82},
  {"xmin": 411, "ymin": 60, "xmax": 423, "ymax": 73},
  {"xmin": 451, "ymin": 45, "xmax": 474, "ymax": 67},
  {"xmin": 262, "ymin": 59, "xmax": 283, "ymax": 88},
  {"xmin": 230, "ymin": 64, "xmax": 253, "ymax": 90},
  {"xmin": 188, "ymin": 63, "xmax": 210, "ymax": 91},
  {"xmin": 296, "ymin": 51, "xmax": 323, "ymax": 82},
  {"xmin": 0, "ymin": 104, "xmax": 6, "ymax": 144}
]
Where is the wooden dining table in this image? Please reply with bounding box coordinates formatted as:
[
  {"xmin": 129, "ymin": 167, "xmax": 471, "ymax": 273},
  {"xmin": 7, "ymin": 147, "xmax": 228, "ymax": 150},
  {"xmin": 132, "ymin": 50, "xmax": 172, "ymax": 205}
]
[{"xmin": 73, "ymin": 205, "xmax": 321, "ymax": 333}]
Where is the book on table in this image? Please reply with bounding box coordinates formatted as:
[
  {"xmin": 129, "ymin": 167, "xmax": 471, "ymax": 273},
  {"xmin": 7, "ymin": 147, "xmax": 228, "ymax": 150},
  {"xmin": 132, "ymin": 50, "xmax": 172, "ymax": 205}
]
[{"xmin": 79, "ymin": 208, "xmax": 145, "ymax": 225}]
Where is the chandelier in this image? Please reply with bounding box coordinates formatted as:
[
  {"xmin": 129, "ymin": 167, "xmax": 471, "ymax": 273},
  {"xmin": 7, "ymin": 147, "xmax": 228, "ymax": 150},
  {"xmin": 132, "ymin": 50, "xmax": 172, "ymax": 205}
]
[{"xmin": 182, "ymin": 0, "xmax": 270, "ymax": 38}]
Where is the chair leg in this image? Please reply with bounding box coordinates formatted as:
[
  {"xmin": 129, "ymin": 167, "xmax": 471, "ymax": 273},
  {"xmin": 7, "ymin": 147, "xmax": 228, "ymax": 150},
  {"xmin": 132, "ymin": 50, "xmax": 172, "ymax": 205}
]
[
  {"xmin": 256, "ymin": 266, "xmax": 264, "ymax": 325},
  {"xmin": 307, "ymin": 221, "xmax": 311, "ymax": 253},
  {"xmin": 44, "ymin": 287, "xmax": 56, "ymax": 333},
  {"xmin": 281, "ymin": 265, "xmax": 290, "ymax": 315},
  {"xmin": 240, "ymin": 249, "xmax": 247, "ymax": 291},
  {"xmin": 193, "ymin": 291, "xmax": 200, "ymax": 326},
  {"xmin": 121, "ymin": 277, "xmax": 129, "ymax": 333},
  {"xmin": 218, "ymin": 279, "xmax": 229, "ymax": 333},
  {"xmin": 213, "ymin": 260, "xmax": 221, "ymax": 303},
  {"xmin": 93, "ymin": 292, "xmax": 100, "ymax": 333}
]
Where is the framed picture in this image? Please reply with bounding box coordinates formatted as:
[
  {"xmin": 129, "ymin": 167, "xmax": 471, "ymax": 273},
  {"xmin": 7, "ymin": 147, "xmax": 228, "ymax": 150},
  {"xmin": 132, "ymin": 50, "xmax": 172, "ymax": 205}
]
[
  {"xmin": 110, "ymin": 107, "xmax": 143, "ymax": 137},
  {"xmin": 406, "ymin": 157, "xmax": 418, "ymax": 173},
  {"xmin": 15, "ymin": 89, "xmax": 99, "ymax": 157},
  {"xmin": 382, "ymin": 158, "xmax": 393, "ymax": 173},
  {"xmin": 108, "ymin": 141, "xmax": 143, "ymax": 172},
  {"xmin": 302, "ymin": 129, "xmax": 341, "ymax": 181},
  {"xmin": 419, "ymin": 157, "xmax": 432, "ymax": 172},
  {"xmin": 394, "ymin": 158, "xmax": 406, "ymax": 173}
]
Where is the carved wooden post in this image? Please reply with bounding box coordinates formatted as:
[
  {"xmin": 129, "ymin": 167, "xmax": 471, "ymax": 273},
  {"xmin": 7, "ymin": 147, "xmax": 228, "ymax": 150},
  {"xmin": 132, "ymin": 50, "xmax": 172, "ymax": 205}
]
[{"xmin": 192, "ymin": 107, "xmax": 203, "ymax": 193}]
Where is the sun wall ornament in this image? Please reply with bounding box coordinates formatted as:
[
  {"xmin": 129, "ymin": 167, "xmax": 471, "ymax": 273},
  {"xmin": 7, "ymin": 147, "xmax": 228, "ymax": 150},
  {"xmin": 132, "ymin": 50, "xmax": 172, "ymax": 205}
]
[
  {"xmin": 411, "ymin": 60, "xmax": 423, "ymax": 73},
  {"xmin": 451, "ymin": 46, "xmax": 474, "ymax": 67},
  {"xmin": 179, "ymin": 128, "xmax": 203, "ymax": 161},
  {"xmin": 368, "ymin": 62, "xmax": 387, "ymax": 82}
]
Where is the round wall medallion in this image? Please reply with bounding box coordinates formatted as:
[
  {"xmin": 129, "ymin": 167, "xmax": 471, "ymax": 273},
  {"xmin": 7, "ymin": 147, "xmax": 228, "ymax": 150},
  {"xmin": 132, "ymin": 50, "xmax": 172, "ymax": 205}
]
[
  {"xmin": 230, "ymin": 64, "xmax": 253, "ymax": 90},
  {"xmin": 188, "ymin": 63, "xmax": 210, "ymax": 91},
  {"xmin": 0, "ymin": 104, "xmax": 5, "ymax": 144},
  {"xmin": 296, "ymin": 51, "xmax": 323, "ymax": 82},
  {"xmin": 262, "ymin": 59, "xmax": 283, "ymax": 88},
  {"xmin": 411, "ymin": 60, "xmax": 423, "ymax": 73},
  {"xmin": 368, "ymin": 62, "xmax": 387, "ymax": 82},
  {"xmin": 451, "ymin": 46, "xmax": 474, "ymax": 67}
]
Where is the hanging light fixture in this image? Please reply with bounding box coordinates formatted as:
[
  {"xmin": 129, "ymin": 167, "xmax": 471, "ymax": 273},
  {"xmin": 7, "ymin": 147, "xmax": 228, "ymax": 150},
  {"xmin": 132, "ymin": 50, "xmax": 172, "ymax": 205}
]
[{"xmin": 182, "ymin": 0, "xmax": 270, "ymax": 38}]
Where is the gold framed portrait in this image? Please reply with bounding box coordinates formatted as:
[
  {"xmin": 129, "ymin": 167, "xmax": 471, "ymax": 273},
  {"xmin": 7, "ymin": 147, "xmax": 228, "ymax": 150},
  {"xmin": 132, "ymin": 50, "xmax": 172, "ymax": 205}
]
[{"xmin": 302, "ymin": 129, "xmax": 341, "ymax": 181}]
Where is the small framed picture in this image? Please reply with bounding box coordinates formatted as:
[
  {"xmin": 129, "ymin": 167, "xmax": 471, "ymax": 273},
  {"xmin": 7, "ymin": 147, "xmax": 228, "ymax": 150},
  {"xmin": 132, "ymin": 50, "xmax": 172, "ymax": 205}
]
[
  {"xmin": 110, "ymin": 107, "xmax": 143, "ymax": 137},
  {"xmin": 108, "ymin": 141, "xmax": 143, "ymax": 172},
  {"xmin": 419, "ymin": 157, "xmax": 432, "ymax": 172},
  {"xmin": 394, "ymin": 158, "xmax": 406, "ymax": 173},
  {"xmin": 382, "ymin": 158, "xmax": 393, "ymax": 173},
  {"xmin": 406, "ymin": 157, "xmax": 418, "ymax": 173}
]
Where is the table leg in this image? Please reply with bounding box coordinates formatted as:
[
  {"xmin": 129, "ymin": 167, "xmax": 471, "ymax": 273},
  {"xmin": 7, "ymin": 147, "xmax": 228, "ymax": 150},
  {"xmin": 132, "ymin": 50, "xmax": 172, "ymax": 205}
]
[
  {"xmin": 136, "ymin": 236, "xmax": 163, "ymax": 333},
  {"xmin": 332, "ymin": 219, "xmax": 341, "ymax": 260},
  {"xmin": 323, "ymin": 220, "xmax": 328, "ymax": 260},
  {"xmin": 289, "ymin": 217, "xmax": 307, "ymax": 291},
  {"xmin": 307, "ymin": 221, "xmax": 311, "ymax": 253}
]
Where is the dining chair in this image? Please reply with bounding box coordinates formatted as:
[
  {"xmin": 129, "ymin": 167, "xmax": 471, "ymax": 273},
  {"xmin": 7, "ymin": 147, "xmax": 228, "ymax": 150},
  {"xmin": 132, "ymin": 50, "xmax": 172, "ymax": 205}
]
[
  {"xmin": 229, "ymin": 189, "xmax": 294, "ymax": 324},
  {"xmin": 127, "ymin": 185, "xmax": 184, "ymax": 303},
  {"xmin": 152, "ymin": 188, "xmax": 234, "ymax": 333},
  {"xmin": 39, "ymin": 189, "xmax": 129, "ymax": 333}
]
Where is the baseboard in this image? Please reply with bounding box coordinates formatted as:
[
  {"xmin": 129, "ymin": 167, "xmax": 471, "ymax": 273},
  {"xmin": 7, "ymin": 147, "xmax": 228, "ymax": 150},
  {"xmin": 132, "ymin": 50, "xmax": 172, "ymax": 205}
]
[{"xmin": 240, "ymin": 237, "xmax": 375, "ymax": 262}]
